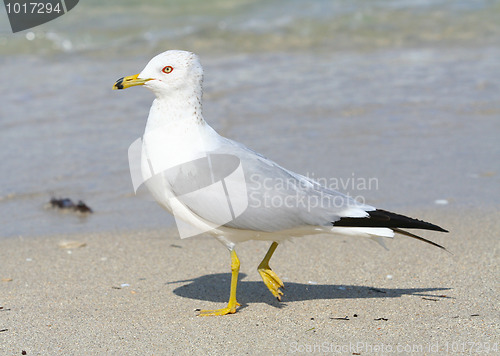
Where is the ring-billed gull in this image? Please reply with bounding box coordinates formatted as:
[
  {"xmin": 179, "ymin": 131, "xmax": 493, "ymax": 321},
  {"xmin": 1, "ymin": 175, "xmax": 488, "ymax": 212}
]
[{"xmin": 113, "ymin": 50, "xmax": 448, "ymax": 316}]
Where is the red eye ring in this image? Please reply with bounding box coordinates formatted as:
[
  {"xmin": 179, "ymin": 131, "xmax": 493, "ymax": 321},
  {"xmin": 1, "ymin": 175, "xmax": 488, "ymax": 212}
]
[{"xmin": 162, "ymin": 66, "xmax": 173, "ymax": 74}]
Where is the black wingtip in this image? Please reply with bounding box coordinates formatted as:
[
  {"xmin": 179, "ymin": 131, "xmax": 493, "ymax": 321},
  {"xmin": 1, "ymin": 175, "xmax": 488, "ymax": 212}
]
[
  {"xmin": 333, "ymin": 209, "xmax": 448, "ymax": 233},
  {"xmin": 393, "ymin": 228, "xmax": 450, "ymax": 253},
  {"xmin": 332, "ymin": 208, "xmax": 449, "ymax": 250}
]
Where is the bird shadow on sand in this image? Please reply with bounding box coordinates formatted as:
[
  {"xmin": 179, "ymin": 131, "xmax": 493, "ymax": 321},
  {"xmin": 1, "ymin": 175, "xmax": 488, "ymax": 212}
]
[{"xmin": 167, "ymin": 273, "xmax": 451, "ymax": 310}]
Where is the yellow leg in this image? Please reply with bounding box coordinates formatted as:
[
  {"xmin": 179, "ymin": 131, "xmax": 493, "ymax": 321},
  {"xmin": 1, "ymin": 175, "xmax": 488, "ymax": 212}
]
[
  {"xmin": 258, "ymin": 242, "xmax": 284, "ymax": 301},
  {"xmin": 198, "ymin": 249, "xmax": 241, "ymax": 316}
]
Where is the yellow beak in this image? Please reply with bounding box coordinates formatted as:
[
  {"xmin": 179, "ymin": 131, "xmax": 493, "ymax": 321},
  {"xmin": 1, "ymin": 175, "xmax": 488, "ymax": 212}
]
[{"xmin": 112, "ymin": 74, "xmax": 152, "ymax": 90}]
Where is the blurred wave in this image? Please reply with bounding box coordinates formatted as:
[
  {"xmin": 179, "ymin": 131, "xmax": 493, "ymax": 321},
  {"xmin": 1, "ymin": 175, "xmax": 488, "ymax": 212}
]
[{"xmin": 1, "ymin": 0, "xmax": 499, "ymax": 56}]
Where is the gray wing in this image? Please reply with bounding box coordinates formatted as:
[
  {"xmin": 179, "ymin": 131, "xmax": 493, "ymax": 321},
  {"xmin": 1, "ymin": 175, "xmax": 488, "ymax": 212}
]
[{"xmin": 164, "ymin": 137, "xmax": 374, "ymax": 232}]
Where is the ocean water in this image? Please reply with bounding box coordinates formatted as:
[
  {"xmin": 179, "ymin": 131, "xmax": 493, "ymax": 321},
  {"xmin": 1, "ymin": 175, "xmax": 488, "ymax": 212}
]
[{"xmin": 1, "ymin": 0, "xmax": 499, "ymax": 238}]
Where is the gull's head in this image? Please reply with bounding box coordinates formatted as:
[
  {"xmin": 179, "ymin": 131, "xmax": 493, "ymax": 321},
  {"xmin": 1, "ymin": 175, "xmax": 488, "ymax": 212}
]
[{"xmin": 113, "ymin": 50, "xmax": 203, "ymax": 98}]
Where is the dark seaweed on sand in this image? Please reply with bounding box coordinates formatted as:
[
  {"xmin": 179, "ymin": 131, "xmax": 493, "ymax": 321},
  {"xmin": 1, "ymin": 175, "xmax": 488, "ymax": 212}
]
[{"xmin": 49, "ymin": 198, "xmax": 93, "ymax": 213}]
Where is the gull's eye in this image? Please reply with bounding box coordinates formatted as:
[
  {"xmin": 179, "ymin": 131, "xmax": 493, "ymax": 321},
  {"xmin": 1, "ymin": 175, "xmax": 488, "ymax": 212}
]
[{"xmin": 162, "ymin": 66, "xmax": 173, "ymax": 74}]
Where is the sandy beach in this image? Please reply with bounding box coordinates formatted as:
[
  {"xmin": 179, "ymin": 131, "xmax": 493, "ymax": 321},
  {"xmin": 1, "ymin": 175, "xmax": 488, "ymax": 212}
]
[{"xmin": 1, "ymin": 207, "xmax": 498, "ymax": 355}]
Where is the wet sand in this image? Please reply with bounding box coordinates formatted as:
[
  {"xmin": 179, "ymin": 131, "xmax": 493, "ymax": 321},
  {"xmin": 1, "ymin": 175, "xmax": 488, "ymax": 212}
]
[{"xmin": 1, "ymin": 208, "xmax": 498, "ymax": 354}]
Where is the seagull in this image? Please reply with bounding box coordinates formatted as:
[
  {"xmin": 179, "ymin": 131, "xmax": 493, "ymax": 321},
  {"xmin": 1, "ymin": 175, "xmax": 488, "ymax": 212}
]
[{"xmin": 113, "ymin": 50, "xmax": 448, "ymax": 316}]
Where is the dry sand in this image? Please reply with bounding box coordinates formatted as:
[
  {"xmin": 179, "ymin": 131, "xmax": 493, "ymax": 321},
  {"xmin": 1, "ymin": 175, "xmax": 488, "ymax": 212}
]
[{"xmin": 1, "ymin": 207, "xmax": 498, "ymax": 355}]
